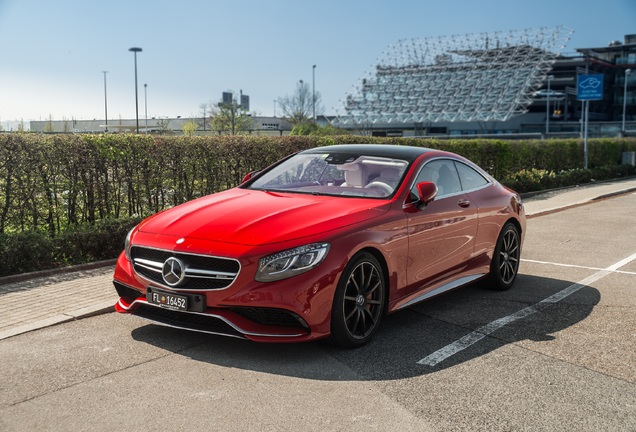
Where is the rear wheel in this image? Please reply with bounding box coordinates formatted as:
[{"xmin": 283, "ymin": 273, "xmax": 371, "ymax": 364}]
[
  {"xmin": 330, "ymin": 252, "xmax": 386, "ymax": 348},
  {"xmin": 487, "ymin": 222, "xmax": 521, "ymax": 291}
]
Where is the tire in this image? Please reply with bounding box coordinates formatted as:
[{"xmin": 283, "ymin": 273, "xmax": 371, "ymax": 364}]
[
  {"xmin": 330, "ymin": 252, "xmax": 386, "ymax": 348},
  {"xmin": 486, "ymin": 222, "xmax": 521, "ymax": 291}
]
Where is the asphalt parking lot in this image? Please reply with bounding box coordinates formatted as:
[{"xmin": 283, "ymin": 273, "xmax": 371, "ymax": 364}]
[{"xmin": 1, "ymin": 191, "xmax": 635, "ymax": 431}]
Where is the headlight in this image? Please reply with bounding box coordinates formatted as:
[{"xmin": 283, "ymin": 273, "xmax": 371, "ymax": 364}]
[
  {"xmin": 255, "ymin": 243, "xmax": 330, "ymax": 282},
  {"xmin": 124, "ymin": 226, "xmax": 137, "ymax": 262}
]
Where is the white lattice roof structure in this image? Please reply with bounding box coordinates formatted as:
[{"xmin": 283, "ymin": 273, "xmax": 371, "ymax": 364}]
[{"xmin": 335, "ymin": 27, "xmax": 573, "ymax": 125}]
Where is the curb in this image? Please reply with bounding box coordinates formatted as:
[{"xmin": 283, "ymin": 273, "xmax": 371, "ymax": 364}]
[
  {"xmin": 526, "ymin": 187, "xmax": 636, "ymax": 219},
  {"xmin": 0, "ymin": 301, "xmax": 115, "ymax": 341},
  {"xmin": 519, "ymin": 175, "xmax": 636, "ymax": 200},
  {"xmin": 592, "ymin": 187, "xmax": 636, "ymax": 201}
]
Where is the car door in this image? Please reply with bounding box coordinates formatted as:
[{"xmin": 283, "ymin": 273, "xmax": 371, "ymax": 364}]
[
  {"xmin": 453, "ymin": 160, "xmax": 501, "ymax": 263},
  {"xmin": 405, "ymin": 158, "xmax": 479, "ymax": 293}
]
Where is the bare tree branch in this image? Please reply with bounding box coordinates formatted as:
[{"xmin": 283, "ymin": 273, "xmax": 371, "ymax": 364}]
[{"xmin": 277, "ymin": 81, "xmax": 323, "ymax": 125}]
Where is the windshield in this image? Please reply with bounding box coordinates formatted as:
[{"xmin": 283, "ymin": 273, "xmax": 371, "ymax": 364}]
[{"xmin": 249, "ymin": 152, "xmax": 409, "ymax": 198}]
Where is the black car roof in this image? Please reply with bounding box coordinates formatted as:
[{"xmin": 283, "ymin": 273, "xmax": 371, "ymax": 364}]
[{"xmin": 303, "ymin": 144, "xmax": 434, "ymax": 163}]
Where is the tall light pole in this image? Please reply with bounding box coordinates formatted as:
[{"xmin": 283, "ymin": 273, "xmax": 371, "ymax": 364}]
[
  {"xmin": 623, "ymin": 69, "xmax": 632, "ymax": 135},
  {"xmin": 144, "ymin": 83, "xmax": 148, "ymax": 133},
  {"xmin": 312, "ymin": 65, "xmax": 316, "ymax": 121},
  {"xmin": 129, "ymin": 47, "xmax": 142, "ymax": 133},
  {"xmin": 545, "ymin": 75, "xmax": 553, "ymax": 136},
  {"xmin": 299, "ymin": 80, "xmax": 304, "ymax": 121},
  {"xmin": 102, "ymin": 71, "xmax": 108, "ymax": 132}
]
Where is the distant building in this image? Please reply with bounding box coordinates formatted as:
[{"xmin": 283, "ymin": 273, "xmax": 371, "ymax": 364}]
[
  {"xmin": 575, "ymin": 34, "xmax": 636, "ymax": 124},
  {"xmin": 30, "ymin": 116, "xmax": 293, "ymax": 135}
]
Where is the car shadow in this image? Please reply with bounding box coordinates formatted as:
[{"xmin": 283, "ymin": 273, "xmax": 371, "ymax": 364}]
[{"xmin": 130, "ymin": 274, "xmax": 599, "ymax": 381}]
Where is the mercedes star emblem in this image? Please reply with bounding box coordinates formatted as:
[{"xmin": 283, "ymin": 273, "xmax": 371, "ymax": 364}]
[{"xmin": 162, "ymin": 257, "xmax": 187, "ymax": 287}]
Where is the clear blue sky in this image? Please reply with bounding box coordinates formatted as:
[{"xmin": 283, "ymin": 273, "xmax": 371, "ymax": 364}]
[{"xmin": 0, "ymin": 0, "xmax": 634, "ymax": 126}]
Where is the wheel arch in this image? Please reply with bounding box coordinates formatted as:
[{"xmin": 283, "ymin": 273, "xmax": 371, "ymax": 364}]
[
  {"xmin": 486, "ymin": 217, "xmax": 522, "ymax": 291},
  {"xmin": 355, "ymin": 246, "xmax": 391, "ymax": 314},
  {"xmin": 505, "ymin": 217, "xmax": 523, "ymax": 237}
]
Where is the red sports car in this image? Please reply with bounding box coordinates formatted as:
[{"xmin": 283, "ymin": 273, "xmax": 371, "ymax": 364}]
[{"xmin": 113, "ymin": 144, "xmax": 525, "ymax": 347}]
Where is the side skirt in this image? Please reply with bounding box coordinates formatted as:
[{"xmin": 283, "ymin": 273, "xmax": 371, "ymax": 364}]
[{"xmin": 396, "ymin": 273, "xmax": 486, "ymax": 310}]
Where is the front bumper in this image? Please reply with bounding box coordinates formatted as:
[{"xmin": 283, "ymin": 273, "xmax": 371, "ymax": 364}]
[
  {"xmin": 114, "ymin": 280, "xmax": 311, "ymax": 341},
  {"xmin": 112, "ymin": 246, "xmax": 341, "ymax": 342}
]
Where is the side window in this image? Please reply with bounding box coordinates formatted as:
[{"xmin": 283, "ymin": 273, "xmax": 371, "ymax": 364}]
[
  {"xmin": 455, "ymin": 162, "xmax": 489, "ymax": 191},
  {"xmin": 412, "ymin": 159, "xmax": 461, "ymax": 197}
]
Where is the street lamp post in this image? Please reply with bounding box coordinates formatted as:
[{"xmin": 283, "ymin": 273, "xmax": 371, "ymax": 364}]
[
  {"xmin": 312, "ymin": 65, "xmax": 316, "ymax": 121},
  {"xmin": 545, "ymin": 75, "xmax": 553, "ymax": 136},
  {"xmin": 129, "ymin": 47, "xmax": 143, "ymax": 133},
  {"xmin": 102, "ymin": 71, "xmax": 108, "ymax": 132},
  {"xmin": 622, "ymin": 69, "xmax": 631, "ymax": 135},
  {"xmin": 144, "ymin": 83, "xmax": 148, "ymax": 134},
  {"xmin": 299, "ymin": 80, "xmax": 304, "ymax": 121}
]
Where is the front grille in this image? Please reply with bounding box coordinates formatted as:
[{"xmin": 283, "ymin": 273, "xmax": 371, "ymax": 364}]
[
  {"xmin": 130, "ymin": 246, "xmax": 240, "ymax": 290},
  {"xmin": 231, "ymin": 307, "xmax": 309, "ymax": 330},
  {"xmin": 132, "ymin": 304, "xmax": 245, "ymax": 338}
]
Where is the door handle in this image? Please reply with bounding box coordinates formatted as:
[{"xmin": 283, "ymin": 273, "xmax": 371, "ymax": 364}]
[{"xmin": 458, "ymin": 199, "xmax": 471, "ymax": 208}]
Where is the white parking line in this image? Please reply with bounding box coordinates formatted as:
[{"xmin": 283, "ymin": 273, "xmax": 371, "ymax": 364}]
[
  {"xmin": 521, "ymin": 258, "xmax": 636, "ymax": 275},
  {"xmin": 417, "ymin": 251, "xmax": 636, "ymax": 367}
]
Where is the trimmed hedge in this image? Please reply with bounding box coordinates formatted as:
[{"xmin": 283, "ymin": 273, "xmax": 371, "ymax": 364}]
[
  {"xmin": 0, "ymin": 134, "xmax": 318, "ymax": 237},
  {"xmin": 501, "ymin": 165, "xmax": 634, "ymax": 193},
  {"xmin": 0, "ymin": 133, "xmax": 635, "ymax": 276},
  {"xmin": 0, "ymin": 217, "xmax": 141, "ymax": 277}
]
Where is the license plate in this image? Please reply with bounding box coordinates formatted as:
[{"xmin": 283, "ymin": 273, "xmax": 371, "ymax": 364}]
[{"xmin": 147, "ymin": 288, "xmax": 188, "ymax": 311}]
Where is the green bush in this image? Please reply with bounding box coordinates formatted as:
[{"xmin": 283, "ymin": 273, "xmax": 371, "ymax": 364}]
[
  {"xmin": 52, "ymin": 217, "xmax": 142, "ymax": 267},
  {"xmin": 0, "ymin": 217, "xmax": 141, "ymax": 277},
  {"xmin": 291, "ymin": 123, "xmax": 348, "ymax": 136},
  {"xmin": 502, "ymin": 168, "xmax": 556, "ymax": 192},
  {"xmin": 502, "ymin": 164, "xmax": 635, "ymax": 193},
  {"xmin": 0, "ymin": 231, "xmax": 56, "ymax": 276}
]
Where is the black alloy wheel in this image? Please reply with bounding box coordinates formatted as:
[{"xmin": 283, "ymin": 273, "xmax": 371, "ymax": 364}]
[{"xmin": 330, "ymin": 252, "xmax": 386, "ymax": 348}]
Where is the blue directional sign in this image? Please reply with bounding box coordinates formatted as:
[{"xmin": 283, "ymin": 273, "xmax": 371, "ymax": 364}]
[{"xmin": 577, "ymin": 74, "xmax": 604, "ymax": 100}]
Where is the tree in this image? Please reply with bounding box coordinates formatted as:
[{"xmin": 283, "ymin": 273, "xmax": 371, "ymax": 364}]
[
  {"xmin": 209, "ymin": 92, "xmax": 253, "ymax": 135},
  {"xmin": 155, "ymin": 117, "xmax": 171, "ymax": 134},
  {"xmin": 44, "ymin": 115, "xmax": 54, "ymax": 133},
  {"xmin": 278, "ymin": 80, "xmax": 323, "ymax": 125},
  {"xmin": 198, "ymin": 103, "xmax": 209, "ymax": 131},
  {"xmin": 290, "ymin": 122, "xmax": 348, "ymax": 136},
  {"xmin": 182, "ymin": 119, "xmax": 198, "ymax": 137}
]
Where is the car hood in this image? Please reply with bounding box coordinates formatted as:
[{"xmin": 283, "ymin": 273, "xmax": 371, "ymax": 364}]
[{"xmin": 138, "ymin": 188, "xmax": 391, "ymax": 245}]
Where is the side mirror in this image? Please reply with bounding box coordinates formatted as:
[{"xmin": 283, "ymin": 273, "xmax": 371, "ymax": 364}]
[
  {"xmin": 415, "ymin": 181, "xmax": 437, "ymax": 208},
  {"xmin": 241, "ymin": 170, "xmax": 260, "ymax": 184}
]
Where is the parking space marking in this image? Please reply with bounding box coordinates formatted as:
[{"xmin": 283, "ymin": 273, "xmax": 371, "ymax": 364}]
[
  {"xmin": 521, "ymin": 258, "xmax": 636, "ymax": 275},
  {"xmin": 417, "ymin": 251, "xmax": 636, "ymax": 367}
]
